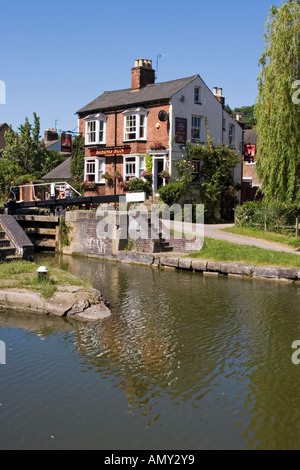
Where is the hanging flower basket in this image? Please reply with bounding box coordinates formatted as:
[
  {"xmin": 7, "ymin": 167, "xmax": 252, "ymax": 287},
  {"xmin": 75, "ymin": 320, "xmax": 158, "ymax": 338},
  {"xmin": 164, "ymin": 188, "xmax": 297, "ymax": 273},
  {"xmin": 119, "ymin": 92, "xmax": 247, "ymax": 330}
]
[{"xmin": 159, "ymin": 171, "xmax": 171, "ymax": 180}]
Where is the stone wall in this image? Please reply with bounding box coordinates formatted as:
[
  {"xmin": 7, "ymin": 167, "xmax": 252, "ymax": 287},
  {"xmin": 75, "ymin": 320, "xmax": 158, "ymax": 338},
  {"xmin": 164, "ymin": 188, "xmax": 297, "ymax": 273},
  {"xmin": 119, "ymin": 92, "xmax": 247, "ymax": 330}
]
[
  {"xmin": 63, "ymin": 210, "xmax": 198, "ymax": 258},
  {"xmin": 63, "ymin": 211, "xmax": 118, "ymax": 258}
]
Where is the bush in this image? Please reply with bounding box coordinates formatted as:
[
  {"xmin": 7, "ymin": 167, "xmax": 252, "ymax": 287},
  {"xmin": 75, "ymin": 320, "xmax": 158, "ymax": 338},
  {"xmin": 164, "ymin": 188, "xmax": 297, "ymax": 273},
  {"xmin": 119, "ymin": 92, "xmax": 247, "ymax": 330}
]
[
  {"xmin": 235, "ymin": 201, "xmax": 300, "ymax": 232},
  {"xmin": 157, "ymin": 182, "xmax": 183, "ymax": 206},
  {"xmin": 127, "ymin": 178, "xmax": 152, "ymax": 198}
]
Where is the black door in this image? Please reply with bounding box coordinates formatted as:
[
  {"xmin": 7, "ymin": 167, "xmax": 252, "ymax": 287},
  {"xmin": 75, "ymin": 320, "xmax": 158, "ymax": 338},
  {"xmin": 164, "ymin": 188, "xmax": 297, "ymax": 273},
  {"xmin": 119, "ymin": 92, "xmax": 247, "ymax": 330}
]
[{"xmin": 157, "ymin": 160, "xmax": 164, "ymax": 189}]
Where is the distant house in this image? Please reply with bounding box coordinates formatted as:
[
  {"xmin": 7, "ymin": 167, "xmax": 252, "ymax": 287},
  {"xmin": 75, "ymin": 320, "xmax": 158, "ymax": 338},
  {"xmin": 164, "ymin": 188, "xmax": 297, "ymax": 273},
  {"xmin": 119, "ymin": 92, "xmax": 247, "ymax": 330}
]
[
  {"xmin": 42, "ymin": 156, "xmax": 71, "ymax": 182},
  {"xmin": 242, "ymin": 129, "xmax": 262, "ymax": 201},
  {"xmin": 44, "ymin": 128, "xmax": 72, "ymax": 155},
  {"xmin": 0, "ymin": 123, "xmax": 9, "ymax": 157},
  {"xmin": 42, "ymin": 129, "xmax": 72, "ymax": 185}
]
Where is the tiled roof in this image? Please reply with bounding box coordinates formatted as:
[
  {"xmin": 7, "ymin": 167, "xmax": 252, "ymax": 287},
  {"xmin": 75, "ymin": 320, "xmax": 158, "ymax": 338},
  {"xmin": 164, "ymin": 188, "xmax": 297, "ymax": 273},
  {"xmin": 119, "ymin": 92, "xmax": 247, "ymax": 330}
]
[
  {"xmin": 244, "ymin": 129, "xmax": 257, "ymax": 144},
  {"xmin": 45, "ymin": 139, "xmax": 61, "ymax": 148},
  {"xmin": 77, "ymin": 75, "xmax": 199, "ymax": 114},
  {"xmin": 42, "ymin": 157, "xmax": 71, "ymax": 181}
]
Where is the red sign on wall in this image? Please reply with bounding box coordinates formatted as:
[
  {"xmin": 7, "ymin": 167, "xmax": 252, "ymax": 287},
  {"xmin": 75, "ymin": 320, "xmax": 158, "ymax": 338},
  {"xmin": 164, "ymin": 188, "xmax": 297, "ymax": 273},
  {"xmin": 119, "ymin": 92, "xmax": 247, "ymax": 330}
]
[{"xmin": 90, "ymin": 146, "xmax": 131, "ymax": 156}]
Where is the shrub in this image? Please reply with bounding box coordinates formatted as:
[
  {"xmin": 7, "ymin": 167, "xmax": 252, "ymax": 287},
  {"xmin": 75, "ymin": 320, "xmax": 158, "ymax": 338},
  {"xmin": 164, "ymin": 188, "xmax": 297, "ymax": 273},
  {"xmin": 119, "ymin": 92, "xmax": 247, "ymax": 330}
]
[
  {"xmin": 127, "ymin": 178, "xmax": 152, "ymax": 198},
  {"xmin": 235, "ymin": 201, "xmax": 300, "ymax": 233},
  {"xmin": 157, "ymin": 182, "xmax": 183, "ymax": 206}
]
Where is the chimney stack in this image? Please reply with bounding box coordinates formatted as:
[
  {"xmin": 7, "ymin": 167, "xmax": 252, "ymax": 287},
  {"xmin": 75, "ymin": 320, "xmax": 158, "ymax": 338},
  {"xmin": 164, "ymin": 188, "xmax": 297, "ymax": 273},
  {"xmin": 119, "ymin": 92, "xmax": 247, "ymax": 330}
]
[
  {"xmin": 213, "ymin": 86, "xmax": 225, "ymax": 107},
  {"xmin": 44, "ymin": 128, "xmax": 58, "ymax": 142},
  {"xmin": 131, "ymin": 59, "xmax": 155, "ymax": 90}
]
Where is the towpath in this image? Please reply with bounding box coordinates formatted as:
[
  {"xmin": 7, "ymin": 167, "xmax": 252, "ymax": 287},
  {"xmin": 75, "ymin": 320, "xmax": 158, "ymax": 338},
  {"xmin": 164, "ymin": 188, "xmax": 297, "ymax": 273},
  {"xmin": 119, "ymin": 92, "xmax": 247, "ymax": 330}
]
[{"xmin": 167, "ymin": 221, "xmax": 300, "ymax": 254}]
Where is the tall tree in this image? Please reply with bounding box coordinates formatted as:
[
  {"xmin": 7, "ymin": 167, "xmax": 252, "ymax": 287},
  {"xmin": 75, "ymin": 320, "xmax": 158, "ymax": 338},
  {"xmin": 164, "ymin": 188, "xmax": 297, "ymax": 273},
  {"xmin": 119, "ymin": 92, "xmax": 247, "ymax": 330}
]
[
  {"xmin": 255, "ymin": 1, "xmax": 300, "ymax": 203},
  {"xmin": 0, "ymin": 114, "xmax": 65, "ymax": 198}
]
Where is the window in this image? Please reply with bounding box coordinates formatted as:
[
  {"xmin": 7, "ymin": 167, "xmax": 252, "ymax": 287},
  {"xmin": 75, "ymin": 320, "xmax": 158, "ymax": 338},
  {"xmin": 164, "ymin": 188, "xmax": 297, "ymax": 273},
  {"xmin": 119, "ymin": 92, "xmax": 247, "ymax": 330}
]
[
  {"xmin": 229, "ymin": 124, "xmax": 235, "ymax": 147},
  {"xmin": 125, "ymin": 157, "xmax": 136, "ymax": 179},
  {"xmin": 194, "ymin": 87, "xmax": 201, "ymax": 104},
  {"xmin": 191, "ymin": 116, "xmax": 203, "ymax": 142},
  {"xmin": 123, "ymin": 107, "xmax": 148, "ymax": 141},
  {"xmin": 222, "ymin": 119, "xmax": 226, "ymax": 131},
  {"xmin": 85, "ymin": 158, "xmax": 106, "ymax": 184},
  {"xmin": 191, "ymin": 160, "xmax": 201, "ymax": 183},
  {"xmin": 139, "ymin": 157, "xmax": 145, "ymax": 177},
  {"xmin": 124, "ymin": 155, "xmax": 146, "ymax": 180},
  {"xmin": 85, "ymin": 113, "xmax": 107, "ymax": 145}
]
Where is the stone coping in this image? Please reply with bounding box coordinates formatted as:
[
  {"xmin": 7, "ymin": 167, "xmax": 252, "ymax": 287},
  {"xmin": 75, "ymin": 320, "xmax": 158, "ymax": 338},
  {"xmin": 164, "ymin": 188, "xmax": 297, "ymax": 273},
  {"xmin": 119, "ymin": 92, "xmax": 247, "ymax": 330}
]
[{"xmin": 113, "ymin": 251, "xmax": 300, "ymax": 281}]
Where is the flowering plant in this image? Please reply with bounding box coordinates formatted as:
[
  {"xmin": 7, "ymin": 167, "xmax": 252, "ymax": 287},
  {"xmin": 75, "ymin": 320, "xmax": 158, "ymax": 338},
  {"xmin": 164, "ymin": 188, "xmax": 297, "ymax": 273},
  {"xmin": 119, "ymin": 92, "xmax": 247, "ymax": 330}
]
[
  {"xmin": 150, "ymin": 142, "xmax": 166, "ymax": 151},
  {"xmin": 81, "ymin": 180, "xmax": 97, "ymax": 190},
  {"xmin": 113, "ymin": 171, "xmax": 123, "ymax": 181},
  {"xmin": 141, "ymin": 170, "xmax": 153, "ymax": 183},
  {"xmin": 103, "ymin": 171, "xmax": 123, "ymax": 182},
  {"xmin": 103, "ymin": 172, "xmax": 114, "ymax": 181},
  {"xmin": 159, "ymin": 171, "xmax": 171, "ymax": 179},
  {"xmin": 118, "ymin": 181, "xmax": 130, "ymax": 191}
]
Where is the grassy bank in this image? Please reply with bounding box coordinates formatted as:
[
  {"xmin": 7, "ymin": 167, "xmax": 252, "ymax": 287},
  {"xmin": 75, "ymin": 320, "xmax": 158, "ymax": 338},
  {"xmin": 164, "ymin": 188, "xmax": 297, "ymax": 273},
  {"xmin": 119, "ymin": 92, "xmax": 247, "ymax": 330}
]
[
  {"xmin": 189, "ymin": 237, "xmax": 300, "ymax": 267},
  {"xmin": 0, "ymin": 260, "xmax": 90, "ymax": 298},
  {"xmin": 223, "ymin": 226, "xmax": 300, "ymax": 249}
]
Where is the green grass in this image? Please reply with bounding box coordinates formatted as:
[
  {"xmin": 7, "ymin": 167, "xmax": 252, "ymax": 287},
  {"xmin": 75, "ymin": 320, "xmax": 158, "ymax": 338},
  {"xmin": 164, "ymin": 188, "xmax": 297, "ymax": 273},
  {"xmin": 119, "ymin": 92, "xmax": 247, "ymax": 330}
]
[
  {"xmin": 223, "ymin": 225, "xmax": 300, "ymax": 248},
  {"xmin": 0, "ymin": 260, "xmax": 90, "ymax": 298},
  {"xmin": 189, "ymin": 237, "xmax": 300, "ymax": 267}
]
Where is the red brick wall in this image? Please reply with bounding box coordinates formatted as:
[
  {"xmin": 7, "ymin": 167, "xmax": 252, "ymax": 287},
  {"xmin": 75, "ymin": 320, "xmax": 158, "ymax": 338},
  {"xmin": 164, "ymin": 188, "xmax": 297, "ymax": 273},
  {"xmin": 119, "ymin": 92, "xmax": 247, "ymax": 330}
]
[
  {"xmin": 79, "ymin": 102, "xmax": 170, "ymax": 196},
  {"xmin": 79, "ymin": 103, "xmax": 170, "ymax": 153}
]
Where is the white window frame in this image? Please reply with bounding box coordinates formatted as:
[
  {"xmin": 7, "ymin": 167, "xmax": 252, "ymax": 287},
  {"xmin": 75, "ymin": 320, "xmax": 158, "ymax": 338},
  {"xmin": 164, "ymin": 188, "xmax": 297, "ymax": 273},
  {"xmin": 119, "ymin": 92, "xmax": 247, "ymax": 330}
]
[
  {"xmin": 123, "ymin": 107, "xmax": 148, "ymax": 142},
  {"xmin": 194, "ymin": 86, "xmax": 202, "ymax": 104},
  {"xmin": 191, "ymin": 115, "xmax": 203, "ymax": 143},
  {"xmin": 85, "ymin": 157, "xmax": 106, "ymax": 184},
  {"xmin": 229, "ymin": 124, "xmax": 235, "ymax": 147},
  {"xmin": 123, "ymin": 155, "xmax": 145, "ymax": 180},
  {"xmin": 84, "ymin": 113, "xmax": 107, "ymax": 145}
]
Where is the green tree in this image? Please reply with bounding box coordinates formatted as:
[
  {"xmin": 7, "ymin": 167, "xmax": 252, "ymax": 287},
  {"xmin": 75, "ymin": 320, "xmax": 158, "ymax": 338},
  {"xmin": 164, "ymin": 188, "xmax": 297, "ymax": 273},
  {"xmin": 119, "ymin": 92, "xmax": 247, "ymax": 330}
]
[
  {"xmin": 2, "ymin": 113, "xmax": 65, "ymax": 179},
  {"xmin": 255, "ymin": 1, "xmax": 300, "ymax": 203},
  {"xmin": 0, "ymin": 114, "xmax": 65, "ymax": 199},
  {"xmin": 174, "ymin": 140, "xmax": 240, "ymax": 221},
  {"xmin": 70, "ymin": 135, "xmax": 85, "ymax": 194},
  {"xmin": 233, "ymin": 105, "xmax": 257, "ymax": 129}
]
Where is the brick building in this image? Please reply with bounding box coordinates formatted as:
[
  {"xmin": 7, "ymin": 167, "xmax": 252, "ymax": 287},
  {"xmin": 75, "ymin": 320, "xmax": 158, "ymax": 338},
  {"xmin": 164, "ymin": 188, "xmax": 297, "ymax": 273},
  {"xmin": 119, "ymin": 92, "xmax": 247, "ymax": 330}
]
[{"xmin": 77, "ymin": 59, "xmax": 243, "ymax": 199}]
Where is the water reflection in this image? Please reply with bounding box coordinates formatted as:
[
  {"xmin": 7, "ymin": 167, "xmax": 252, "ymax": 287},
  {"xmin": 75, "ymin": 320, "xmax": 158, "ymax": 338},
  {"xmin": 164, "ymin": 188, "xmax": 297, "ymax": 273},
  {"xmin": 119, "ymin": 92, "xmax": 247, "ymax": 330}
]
[{"xmin": 2, "ymin": 255, "xmax": 300, "ymax": 449}]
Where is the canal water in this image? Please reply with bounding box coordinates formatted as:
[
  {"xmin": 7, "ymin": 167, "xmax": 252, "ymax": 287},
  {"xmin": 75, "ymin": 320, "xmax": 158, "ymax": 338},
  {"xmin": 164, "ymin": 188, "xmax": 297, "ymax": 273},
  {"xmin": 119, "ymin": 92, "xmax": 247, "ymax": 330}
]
[{"xmin": 1, "ymin": 255, "xmax": 300, "ymax": 450}]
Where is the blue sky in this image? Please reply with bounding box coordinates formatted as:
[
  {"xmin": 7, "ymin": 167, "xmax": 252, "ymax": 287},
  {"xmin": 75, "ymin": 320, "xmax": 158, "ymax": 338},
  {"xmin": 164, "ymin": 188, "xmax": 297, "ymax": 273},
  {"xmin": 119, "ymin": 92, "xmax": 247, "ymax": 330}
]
[{"xmin": 0, "ymin": 0, "xmax": 281, "ymax": 136}]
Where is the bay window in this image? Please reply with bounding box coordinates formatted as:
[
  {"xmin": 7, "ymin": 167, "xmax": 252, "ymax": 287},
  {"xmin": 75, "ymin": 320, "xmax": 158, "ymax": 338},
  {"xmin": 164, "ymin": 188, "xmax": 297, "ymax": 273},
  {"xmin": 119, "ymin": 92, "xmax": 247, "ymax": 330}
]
[
  {"xmin": 85, "ymin": 158, "xmax": 106, "ymax": 184},
  {"xmin": 124, "ymin": 155, "xmax": 145, "ymax": 180},
  {"xmin": 85, "ymin": 113, "xmax": 107, "ymax": 145},
  {"xmin": 123, "ymin": 107, "xmax": 148, "ymax": 141}
]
